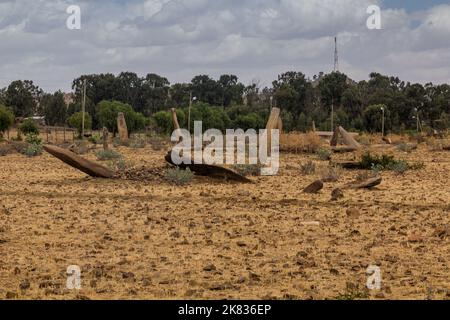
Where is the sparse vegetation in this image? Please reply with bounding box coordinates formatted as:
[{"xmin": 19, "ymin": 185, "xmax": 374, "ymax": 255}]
[
  {"xmin": 316, "ymin": 148, "xmax": 332, "ymax": 161},
  {"xmin": 300, "ymin": 160, "xmax": 316, "ymax": 175},
  {"xmin": 396, "ymin": 143, "xmax": 416, "ymax": 153},
  {"xmin": 335, "ymin": 283, "xmax": 369, "ymax": 300},
  {"xmin": 320, "ymin": 164, "xmax": 343, "ymax": 182},
  {"xmin": 95, "ymin": 149, "xmax": 122, "ymax": 161},
  {"xmin": 88, "ymin": 133, "xmax": 101, "ymax": 145},
  {"xmin": 164, "ymin": 168, "xmax": 194, "ymax": 185},
  {"xmin": 130, "ymin": 136, "xmax": 146, "ymax": 149},
  {"xmin": 22, "ymin": 143, "xmax": 43, "ymax": 157},
  {"xmin": 107, "ymin": 158, "xmax": 133, "ymax": 172},
  {"xmin": 358, "ymin": 152, "xmax": 424, "ymax": 175},
  {"xmin": 232, "ymin": 164, "xmax": 262, "ymax": 176}
]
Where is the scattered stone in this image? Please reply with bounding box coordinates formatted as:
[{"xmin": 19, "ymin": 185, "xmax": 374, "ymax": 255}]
[
  {"xmin": 408, "ymin": 233, "xmax": 424, "ymax": 243},
  {"xmin": 331, "ymin": 188, "xmax": 344, "ymax": 201},
  {"xmin": 203, "ymin": 264, "xmax": 217, "ymax": 272},
  {"xmin": 432, "ymin": 226, "xmax": 449, "ymax": 239},
  {"xmin": 303, "ymin": 180, "xmax": 324, "ymax": 194},
  {"xmin": 6, "ymin": 291, "xmax": 18, "ymax": 299},
  {"xmin": 346, "ymin": 208, "xmax": 360, "ymax": 218},
  {"xmin": 348, "ymin": 176, "xmax": 382, "ymax": 189},
  {"xmin": 301, "ymin": 221, "xmax": 320, "ymax": 227},
  {"xmin": 121, "ymin": 272, "xmax": 135, "ymax": 280},
  {"xmin": 236, "ymin": 241, "xmax": 247, "ymax": 247}
]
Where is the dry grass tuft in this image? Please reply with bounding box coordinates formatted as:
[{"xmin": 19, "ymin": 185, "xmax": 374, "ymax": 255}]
[{"xmin": 280, "ymin": 132, "xmax": 323, "ymax": 153}]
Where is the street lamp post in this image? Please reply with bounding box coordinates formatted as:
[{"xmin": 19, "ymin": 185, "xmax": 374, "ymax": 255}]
[
  {"xmin": 414, "ymin": 107, "xmax": 419, "ymax": 133},
  {"xmin": 188, "ymin": 92, "xmax": 197, "ymax": 132}
]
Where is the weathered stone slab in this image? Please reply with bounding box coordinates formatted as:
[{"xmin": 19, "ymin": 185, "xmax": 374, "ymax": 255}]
[{"xmin": 44, "ymin": 145, "xmax": 115, "ymax": 178}]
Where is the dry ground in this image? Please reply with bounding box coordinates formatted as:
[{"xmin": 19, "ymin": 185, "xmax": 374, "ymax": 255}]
[{"xmin": 0, "ymin": 140, "xmax": 449, "ymax": 300}]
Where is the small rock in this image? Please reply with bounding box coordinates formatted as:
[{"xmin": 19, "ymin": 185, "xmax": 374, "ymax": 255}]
[
  {"xmin": 303, "ymin": 180, "xmax": 324, "ymax": 194},
  {"xmin": 6, "ymin": 291, "xmax": 18, "ymax": 299},
  {"xmin": 122, "ymin": 272, "xmax": 135, "ymax": 280},
  {"xmin": 203, "ymin": 264, "xmax": 217, "ymax": 272},
  {"xmin": 346, "ymin": 208, "xmax": 360, "ymax": 218},
  {"xmin": 408, "ymin": 233, "xmax": 424, "ymax": 243},
  {"xmin": 236, "ymin": 241, "xmax": 247, "ymax": 247},
  {"xmin": 331, "ymin": 188, "xmax": 344, "ymax": 201}
]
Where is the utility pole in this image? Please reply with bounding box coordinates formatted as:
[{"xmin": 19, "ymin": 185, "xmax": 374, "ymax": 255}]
[
  {"xmin": 188, "ymin": 91, "xmax": 192, "ymax": 133},
  {"xmin": 331, "ymin": 97, "xmax": 334, "ymax": 131},
  {"xmin": 81, "ymin": 79, "xmax": 86, "ymax": 139},
  {"xmin": 381, "ymin": 106, "xmax": 385, "ymax": 137},
  {"xmin": 334, "ymin": 36, "xmax": 339, "ymax": 72}
]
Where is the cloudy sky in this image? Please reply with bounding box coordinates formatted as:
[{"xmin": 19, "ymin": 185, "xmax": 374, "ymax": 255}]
[{"xmin": 0, "ymin": 0, "xmax": 449, "ymax": 92}]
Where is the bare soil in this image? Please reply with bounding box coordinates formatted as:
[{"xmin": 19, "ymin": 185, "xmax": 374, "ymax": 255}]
[{"xmin": 0, "ymin": 142, "xmax": 449, "ymax": 300}]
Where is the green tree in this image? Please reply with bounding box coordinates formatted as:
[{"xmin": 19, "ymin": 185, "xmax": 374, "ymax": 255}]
[
  {"xmin": 4, "ymin": 80, "xmax": 43, "ymax": 117},
  {"xmin": 41, "ymin": 91, "xmax": 67, "ymax": 126},
  {"xmin": 68, "ymin": 112, "xmax": 92, "ymax": 136},
  {"xmin": 19, "ymin": 119, "xmax": 39, "ymax": 135},
  {"xmin": 363, "ymin": 104, "xmax": 389, "ymax": 133},
  {"xmin": 96, "ymin": 100, "xmax": 146, "ymax": 134},
  {"xmin": 0, "ymin": 105, "xmax": 15, "ymax": 137}
]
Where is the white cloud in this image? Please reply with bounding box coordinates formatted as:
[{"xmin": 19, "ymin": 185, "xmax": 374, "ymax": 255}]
[{"xmin": 0, "ymin": 0, "xmax": 448, "ymax": 92}]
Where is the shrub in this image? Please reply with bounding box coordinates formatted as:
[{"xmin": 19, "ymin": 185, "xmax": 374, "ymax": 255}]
[
  {"xmin": 320, "ymin": 164, "xmax": 343, "ymax": 182},
  {"xmin": 88, "ymin": 133, "xmax": 101, "ymax": 144},
  {"xmin": 360, "ymin": 153, "xmax": 397, "ymax": 170},
  {"xmin": 316, "ymin": 148, "xmax": 332, "ymax": 161},
  {"xmin": 25, "ymin": 133, "xmax": 42, "ymax": 145},
  {"xmin": 68, "ymin": 112, "xmax": 92, "ymax": 136},
  {"xmin": 386, "ymin": 160, "xmax": 409, "ymax": 175},
  {"xmin": 0, "ymin": 105, "xmax": 15, "ymax": 136},
  {"xmin": 164, "ymin": 168, "xmax": 194, "ymax": 185},
  {"xmin": 19, "ymin": 119, "xmax": 39, "ymax": 135},
  {"xmin": 300, "ymin": 161, "xmax": 316, "ymax": 175},
  {"xmin": 358, "ymin": 152, "xmax": 424, "ymax": 174},
  {"xmin": 232, "ymin": 164, "xmax": 262, "ymax": 176},
  {"xmin": 95, "ymin": 149, "xmax": 122, "ymax": 161},
  {"xmin": 22, "ymin": 143, "xmax": 43, "ymax": 157}
]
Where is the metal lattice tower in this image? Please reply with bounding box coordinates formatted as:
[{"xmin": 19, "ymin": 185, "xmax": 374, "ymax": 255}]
[{"xmin": 334, "ymin": 36, "xmax": 339, "ymax": 72}]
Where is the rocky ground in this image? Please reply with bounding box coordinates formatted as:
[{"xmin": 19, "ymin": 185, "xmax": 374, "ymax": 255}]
[{"xmin": 0, "ymin": 141, "xmax": 449, "ymax": 300}]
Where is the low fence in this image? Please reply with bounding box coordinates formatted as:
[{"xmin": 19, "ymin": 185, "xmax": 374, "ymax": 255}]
[{"xmin": 6, "ymin": 126, "xmax": 78, "ymax": 144}]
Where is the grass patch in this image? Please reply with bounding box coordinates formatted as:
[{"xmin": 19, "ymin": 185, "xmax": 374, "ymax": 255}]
[
  {"xmin": 316, "ymin": 148, "xmax": 332, "ymax": 161},
  {"xmin": 95, "ymin": 149, "xmax": 122, "ymax": 161},
  {"xmin": 359, "ymin": 152, "xmax": 424, "ymax": 175},
  {"xmin": 300, "ymin": 161, "xmax": 316, "ymax": 175},
  {"xmin": 232, "ymin": 164, "xmax": 262, "ymax": 176},
  {"xmin": 164, "ymin": 168, "xmax": 194, "ymax": 186}
]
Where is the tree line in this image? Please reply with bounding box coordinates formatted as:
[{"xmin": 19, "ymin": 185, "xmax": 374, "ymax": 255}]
[{"xmin": 1, "ymin": 71, "xmax": 449, "ymax": 137}]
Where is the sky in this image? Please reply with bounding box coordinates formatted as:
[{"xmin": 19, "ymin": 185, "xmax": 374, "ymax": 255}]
[{"xmin": 0, "ymin": 0, "xmax": 449, "ymax": 92}]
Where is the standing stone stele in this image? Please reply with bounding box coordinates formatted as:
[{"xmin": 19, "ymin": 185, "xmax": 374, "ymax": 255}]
[{"xmin": 117, "ymin": 112, "xmax": 128, "ymax": 144}]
